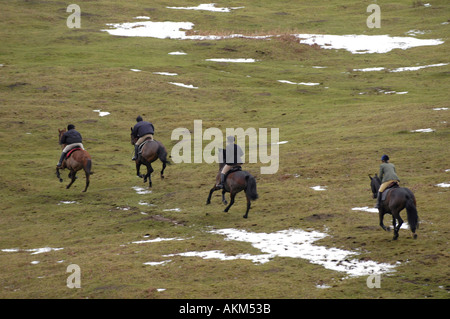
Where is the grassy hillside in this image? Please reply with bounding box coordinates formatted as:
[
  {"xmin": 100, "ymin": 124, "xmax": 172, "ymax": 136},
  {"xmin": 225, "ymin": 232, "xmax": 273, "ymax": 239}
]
[{"xmin": 0, "ymin": 0, "xmax": 448, "ymax": 299}]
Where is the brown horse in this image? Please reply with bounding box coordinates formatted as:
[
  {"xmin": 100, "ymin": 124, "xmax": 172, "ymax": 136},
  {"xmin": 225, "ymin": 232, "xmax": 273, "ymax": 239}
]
[
  {"xmin": 369, "ymin": 174, "xmax": 419, "ymax": 240},
  {"xmin": 206, "ymin": 152, "xmax": 258, "ymax": 218},
  {"xmin": 56, "ymin": 129, "xmax": 92, "ymax": 192},
  {"xmin": 131, "ymin": 128, "xmax": 170, "ymax": 188}
]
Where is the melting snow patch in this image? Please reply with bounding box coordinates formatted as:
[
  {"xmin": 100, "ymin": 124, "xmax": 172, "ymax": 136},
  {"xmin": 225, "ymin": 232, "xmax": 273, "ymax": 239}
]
[
  {"xmin": 167, "ymin": 3, "xmax": 244, "ymax": 12},
  {"xmin": 138, "ymin": 200, "xmax": 156, "ymax": 207},
  {"xmin": 130, "ymin": 69, "xmax": 141, "ymax": 72},
  {"xmin": 168, "ymin": 51, "xmax": 187, "ymax": 55},
  {"xmin": 352, "ymin": 207, "xmax": 379, "ymax": 213},
  {"xmin": 102, "ymin": 19, "xmax": 444, "ymax": 54},
  {"xmin": 93, "ymin": 109, "xmax": 110, "ymax": 117},
  {"xmin": 436, "ymin": 183, "xmax": 450, "ymax": 188},
  {"xmin": 165, "ymin": 250, "xmax": 272, "ymax": 264},
  {"xmin": 132, "ymin": 186, "xmax": 152, "ymax": 194},
  {"xmin": 163, "ymin": 208, "xmax": 182, "ymax": 212},
  {"xmin": 153, "ymin": 72, "xmax": 178, "ymax": 76},
  {"xmin": 278, "ymin": 80, "xmax": 320, "ymax": 86},
  {"xmin": 411, "ymin": 128, "xmax": 435, "ymax": 133},
  {"xmin": 311, "ymin": 186, "xmax": 327, "ymax": 191},
  {"xmin": 294, "ymin": 34, "xmax": 444, "ymax": 54},
  {"xmin": 390, "ymin": 63, "xmax": 448, "ymax": 72},
  {"xmin": 202, "ymin": 228, "xmax": 397, "ymax": 277},
  {"xmin": 58, "ymin": 201, "xmax": 78, "ymax": 205},
  {"xmin": 2, "ymin": 247, "xmax": 63, "ymax": 255},
  {"xmin": 206, "ymin": 58, "xmax": 257, "ymax": 63},
  {"xmin": 353, "ymin": 67, "xmax": 386, "ymax": 72},
  {"xmin": 143, "ymin": 260, "xmax": 171, "ymax": 266},
  {"xmin": 169, "ymin": 82, "xmax": 198, "ymax": 89},
  {"xmin": 433, "ymin": 107, "xmax": 448, "ymax": 111},
  {"xmin": 134, "ymin": 16, "xmax": 150, "ymax": 20},
  {"xmin": 1, "ymin": 248, "xmax": 19, "ymax": 253}
]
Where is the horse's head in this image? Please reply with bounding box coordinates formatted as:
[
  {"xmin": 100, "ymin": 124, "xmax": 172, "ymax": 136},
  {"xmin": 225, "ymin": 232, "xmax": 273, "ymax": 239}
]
[
  {"xmin": 130, "ymin": 127, "xmax": 137, "ymax": 145},
  {"xmin": 369, "ymin": 174, "xmax": 381, "ymax": 199},
  {"xmin": 58, "ymin": 128, "xmax": 66, "ymax": 144}
]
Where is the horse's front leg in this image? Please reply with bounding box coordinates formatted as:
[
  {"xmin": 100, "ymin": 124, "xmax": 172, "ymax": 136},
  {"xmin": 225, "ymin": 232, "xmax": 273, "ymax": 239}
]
[
  {"xmin": 206, "ymin": 186, "xmax": 216, "ymax": 205},
  {"xmin": 56, "ymin": 167, "xmax": 63, "ymax": 182},
  {"xmin": 136, "ymin": 161, "xmax": 144, "ymax": 178},
  {"xmin": 379, "ymin": 211, "xmax": 389, "ymax": 231}
]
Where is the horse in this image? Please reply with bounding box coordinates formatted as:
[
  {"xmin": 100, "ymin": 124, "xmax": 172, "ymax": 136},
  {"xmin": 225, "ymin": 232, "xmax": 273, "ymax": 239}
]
[
  {"xmin": 369, "ymin": 174, "xmax": 419, "ymax": 240},
  {"xmin": 56, "ymin": 129, "xmax": 92, "ymax": 192},
  {"xmin": 206, "ymin": 152, "xmax": 258, "ymax": 218},
  {"xmin": 131, "ymin": 128, "xmax": 170, "ymax": 188}
]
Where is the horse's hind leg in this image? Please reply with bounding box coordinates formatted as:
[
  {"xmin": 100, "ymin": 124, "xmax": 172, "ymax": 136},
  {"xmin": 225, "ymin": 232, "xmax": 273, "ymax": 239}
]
[
  {"xmin": 160, "ymin": 161, "xmax": 166, "ymax": 179},
  {"xmin": 392, "ymin": 212, "xmax": 403, "ymax": 240},
  {"xmin": 83, "ymin": 170, "xmax": 90, "ymax": 192},
  {"xmin": 145, "ymin": 164, "xmax": 154, "ymax": 187},
  {"xmin": 66, "ymin": 170, "xmax": 77, "ymax": 189},
  {"xmin": 224, "ymin": 192, "xmax": 236, "ymax": 213},
  {"xmin": 243, "ymin": 193, "xmax": 251, "ymax": 219}
]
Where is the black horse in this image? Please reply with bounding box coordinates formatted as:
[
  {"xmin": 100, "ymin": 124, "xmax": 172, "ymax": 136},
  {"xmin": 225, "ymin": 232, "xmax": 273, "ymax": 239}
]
[
  {"xmin": 369, "ymin": 174, "xmax": 419, "ymax": 240},
  {"xmin": 206, "ymin": 151, "xmax": 258, "ymax": 218},
  {"xmin": 131, "ymin": 129, "xmax": 170, "ymax": 187}
]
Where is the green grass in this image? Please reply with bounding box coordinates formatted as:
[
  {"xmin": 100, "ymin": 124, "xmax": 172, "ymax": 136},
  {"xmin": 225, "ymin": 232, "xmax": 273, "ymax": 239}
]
[{"xmin": 0, "ymin": 0, "xmax": 449, "ymax": 299}]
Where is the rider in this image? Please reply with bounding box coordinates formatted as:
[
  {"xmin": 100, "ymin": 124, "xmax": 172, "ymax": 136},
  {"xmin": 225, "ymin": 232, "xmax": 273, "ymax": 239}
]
[
  {"xmin": 375, "ymin": 154, "xmax": 400, "ymax": 208},
  {"xmin": 217, "ymin": 136, "xmax": 244, "ymax": 189},
  {"xmin": 57, "ymin": 124, "xmax": 85, "ymax": 168},
  {"xmin": 131, "ymin": 115, "xmax": 154, "ymax": 160}
]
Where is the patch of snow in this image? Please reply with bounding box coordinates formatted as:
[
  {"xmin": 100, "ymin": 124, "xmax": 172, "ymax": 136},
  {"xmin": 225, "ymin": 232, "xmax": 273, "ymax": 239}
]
[
  {"xmin": 278, "ymin": 80, "xmax": 320, "ymax": 86},
  {"xmin": 169, "ymin": 82, "xmax": 198, "ymax": 89},
  {"xmin": 93, "ymin": 109, "xmax": 110, "ymax": 117},
  {"xmin": 167, "ymin": 3, "xmax": 244, "ymax": 13},
  {"xmin": 410, "ymin": 128, "xmax": 435, "ymax": 133},
  {"xmin": 206, "ymin": 58, "xmax": 257, "ymax": 63}
]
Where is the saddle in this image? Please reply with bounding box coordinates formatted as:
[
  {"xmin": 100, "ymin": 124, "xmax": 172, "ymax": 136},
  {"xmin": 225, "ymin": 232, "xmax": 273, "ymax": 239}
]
[
  {"xmin": 66, "ymin": 148, "xmax": 82, "ymax": 159},
  {"xmin": 381, "ymin": 181, "xmax": 399, "ymax": 201},
  {"xmin": 224, "ymin": 165, "xmax": 242, "ymax": 179},
  {"xmin": 138, "ymin": 138, "xmax": 153, "ymax": 155}
]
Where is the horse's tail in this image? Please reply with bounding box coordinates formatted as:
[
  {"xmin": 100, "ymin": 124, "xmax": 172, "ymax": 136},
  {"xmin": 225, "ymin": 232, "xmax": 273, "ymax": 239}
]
[
  {"xmin": 157, "ymin": 143, "xmax": 171, "ymax": 165},
  {"xmin": 405, "ymin": 194, "xmax": 419, "ymax": 233},
  {"xmin": 245, "ymin": 175, "xmax": 258, "ymax": 201},
  {"xmin": 86, "ymin": 158, "xmax": 93, "ymax": 175}
]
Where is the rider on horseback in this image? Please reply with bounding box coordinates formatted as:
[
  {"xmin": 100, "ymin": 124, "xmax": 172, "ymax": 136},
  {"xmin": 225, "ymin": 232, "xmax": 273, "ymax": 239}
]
[
  {"xmin": 217, "ymin": 136, "xmax": 244, "ymax": 189},
  {"xmin": 131, "ymin": 115, "xmax": 154, "ymax": 160},
  {"xmin": 57, "ymin": 124, "xmax": 85, "ymax": 168},
  {"xmin": 375, "ymin": 154, "xmax": 400, "ymax": 208}
]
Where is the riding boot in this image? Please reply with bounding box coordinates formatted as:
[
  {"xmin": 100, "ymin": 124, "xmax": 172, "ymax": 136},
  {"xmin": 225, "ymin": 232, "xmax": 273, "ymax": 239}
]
[
  {"xmin": 57, "ymin": 152, "xmax": 67, "ymax": 168},
  {"xmin": 132, "ymin": 145, "xmax": 139, "ymax": 160},
  {"xmin": 217, "ymin": 173, "xmax": 225, "ymax": 189},
  {"xmin": 375, "ymin": 192, "xmax": 382, "ymax": 209}
]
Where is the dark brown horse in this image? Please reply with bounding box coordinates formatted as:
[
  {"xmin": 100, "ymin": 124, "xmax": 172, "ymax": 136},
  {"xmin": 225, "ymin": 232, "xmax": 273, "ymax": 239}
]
[
  {"xmin": 369, "ymin": 174, "xmax": 419, "ymax": 240},
  {"xmin": 131, "ymin": 129, "xmax": 170, "ymax": 188},
  {"xmin": 56, "ymin": 129, "xmax": 92, "ymax": 192},
  {"xmin": 206, "ymin": 153, "xmax": 258, "ymax": 218}
]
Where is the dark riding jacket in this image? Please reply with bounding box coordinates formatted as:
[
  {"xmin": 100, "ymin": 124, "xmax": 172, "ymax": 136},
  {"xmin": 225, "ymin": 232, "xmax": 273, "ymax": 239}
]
[
  {"xmin": 224, "ymin": 144, "xmax": 244, "ymax": 165},
  {"xmin": 132, "ymin": 121, "xmax": 154, "ymax": 138},
  {"xmin": 60, "ymin": 129, "xmax": 82, "ymax": 145}
]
